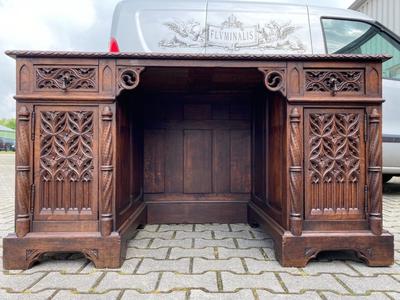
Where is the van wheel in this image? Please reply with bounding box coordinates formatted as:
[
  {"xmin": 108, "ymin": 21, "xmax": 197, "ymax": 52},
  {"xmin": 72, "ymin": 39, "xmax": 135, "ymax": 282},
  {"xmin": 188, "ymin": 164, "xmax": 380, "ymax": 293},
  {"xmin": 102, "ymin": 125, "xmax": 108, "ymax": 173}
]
[{"xmin": 383, "ymin": 175, "xmax": 393, "ymax": 183}]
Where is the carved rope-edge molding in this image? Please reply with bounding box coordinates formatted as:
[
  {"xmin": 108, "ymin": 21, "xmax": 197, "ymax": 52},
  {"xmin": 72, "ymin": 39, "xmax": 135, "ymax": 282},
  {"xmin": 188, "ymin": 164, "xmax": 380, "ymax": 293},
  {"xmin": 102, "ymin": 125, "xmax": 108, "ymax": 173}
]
[
  {"xmin": 368, "ymin": 108, "xmax": 382, "ymax": 235},
  {"xmin": 289, "ymin": 107, "xmax": 302, "ymax": 236},
  {"xmin": 16, "ymin": 106, "xmax": 31, "ymax": 237},
  {"xmin": 117, "ymin": 66, "xmax": 145, "ymax": 96},
  {"xmin": 100, "ymin": 106, "xmax": 113, "ymax": 236},
  {"xmin": 258, "ymin": 68, "xmax": 286, "ymax": 96}
]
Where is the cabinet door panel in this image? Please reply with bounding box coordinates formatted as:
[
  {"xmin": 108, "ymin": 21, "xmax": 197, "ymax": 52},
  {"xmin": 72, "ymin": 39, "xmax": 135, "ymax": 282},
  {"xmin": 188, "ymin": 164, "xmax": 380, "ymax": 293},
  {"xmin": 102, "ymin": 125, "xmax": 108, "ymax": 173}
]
[
  {"xmin": 33, "ymin": 106, "xmax": 98, "ymax": 221},
  {"xmin": 304, "ymin": 108, "xmax": 366, "ymax": 220}
]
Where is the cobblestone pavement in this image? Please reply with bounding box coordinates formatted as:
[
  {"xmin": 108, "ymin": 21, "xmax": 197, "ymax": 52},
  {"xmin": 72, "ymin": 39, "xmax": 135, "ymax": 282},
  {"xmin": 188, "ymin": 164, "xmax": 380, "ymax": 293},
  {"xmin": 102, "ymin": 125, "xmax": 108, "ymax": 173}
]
[{"xmin": 1, "ymin": 153, "xmax": 400, "ymax": 299}]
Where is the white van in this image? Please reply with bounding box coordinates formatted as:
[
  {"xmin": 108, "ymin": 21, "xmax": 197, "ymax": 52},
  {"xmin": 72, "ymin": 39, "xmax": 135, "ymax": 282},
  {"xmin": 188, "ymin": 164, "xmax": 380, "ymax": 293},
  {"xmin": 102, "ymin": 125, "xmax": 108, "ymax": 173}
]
[{"xmin": 110, "ymin": 0, "xmax": 400, "ymax": 182}]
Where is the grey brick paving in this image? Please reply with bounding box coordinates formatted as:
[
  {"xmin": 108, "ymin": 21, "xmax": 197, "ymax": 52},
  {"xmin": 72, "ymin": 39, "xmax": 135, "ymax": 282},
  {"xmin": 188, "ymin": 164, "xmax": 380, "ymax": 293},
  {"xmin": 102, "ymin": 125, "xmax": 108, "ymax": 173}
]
[
  {"xmin": 193, "ymin": 258, "xmax": 245, "ymax": 273},
  {"xmin": 94, "ymin": 272, "xmax": 159, "ymax": 292},
  {"xmin": 221, "ymin": 272, "xmax": 284, "ymax": 292},
  {"xmin": 190, "ymin": 289, "xmax": 255, "ymax": 299},
  {"xmin": 121, "ymin": 290, "xmax": 186, "ymax": 300},
  {"xmin": 158, "ymin": 272, "xmax": 218, "ymax": 292},
  {"xmin": 1, "ymin": 154, "xmax": 400, "ymax": 297}
]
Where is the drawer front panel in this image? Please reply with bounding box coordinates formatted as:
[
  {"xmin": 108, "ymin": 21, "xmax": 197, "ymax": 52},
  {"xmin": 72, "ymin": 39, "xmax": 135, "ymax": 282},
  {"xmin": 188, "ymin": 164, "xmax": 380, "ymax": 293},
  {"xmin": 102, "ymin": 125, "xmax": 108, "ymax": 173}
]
[
  {"xmin": 304, "ymin": 69, "xmax": 365, "ymax": 96},
  {"xmin": 34, "ymin": 65, "xmax": 99, "ymax": 92}
]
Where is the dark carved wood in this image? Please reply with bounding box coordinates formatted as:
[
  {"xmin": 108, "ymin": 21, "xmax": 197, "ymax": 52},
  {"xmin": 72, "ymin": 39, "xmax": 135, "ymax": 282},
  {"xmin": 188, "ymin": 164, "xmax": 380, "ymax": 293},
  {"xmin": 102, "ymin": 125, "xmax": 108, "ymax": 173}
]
[
  {"xmin": 100, "ymin": 106, "xmax": 113, "ymax": 236},
  {"xmin": 35, "ymin": 66, "xmax": 97, "ymax": 91},
  {"xmin": 15, "ymin": 105, "xmax": 31, "ymax": 237},
  {"xmin": 368, "ymin": 108, "xmax": 383, "ymax": 235},
  {"xmin": 37, "ymin": 110, "xmax": 95, "ymax": 215},
  {"xmin": 288, "ymin": 107, "xmax": 302, "ymax": 236},
  {"xmin": 305, "ymin": 69, "xmax": 364, "ymax": 95},
  {"xmin": 3, "ymin": 51, "xmax": 393, "ymax": 270}
]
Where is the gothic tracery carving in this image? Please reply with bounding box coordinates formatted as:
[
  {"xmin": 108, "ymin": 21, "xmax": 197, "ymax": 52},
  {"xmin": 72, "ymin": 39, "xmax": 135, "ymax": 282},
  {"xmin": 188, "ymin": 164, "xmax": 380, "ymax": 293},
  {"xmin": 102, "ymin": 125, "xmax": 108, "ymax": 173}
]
[
  {"xmin": 305, "ymin": 70, "xmax": 364, "ymax": 95},
  {"xmin": 307, "ymin": 112, "xmax": 362, "ymax": 215},
  {"xmin": 36, "ymin": 67, "xmax": 97, "ymax": 90},
  {"xmin": 39, "ymin": 111, "xmax": 94, "ymax": 211}
]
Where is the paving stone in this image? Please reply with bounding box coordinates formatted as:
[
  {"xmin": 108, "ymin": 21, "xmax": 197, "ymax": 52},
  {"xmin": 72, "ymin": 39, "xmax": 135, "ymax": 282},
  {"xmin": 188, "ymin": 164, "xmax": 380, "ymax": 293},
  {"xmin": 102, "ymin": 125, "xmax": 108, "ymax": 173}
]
[
  {"xmin": 80, "ymin": 258, "xmax": 141, "ymax": 274},
  {"xmin": 135, "ymin": 231, "xmax": 174, "ymax": 239},
  {"xmin": 386, "ymin": 292, "xmax": 400, "ymax": 299},
  {"xmin": 193, "ymin": 258, "xmax": 245, "ymax": 273},
  {"xmin": 95, "ymin": 272, "xmax": 159, "ymax": 292},
  {"xmin": 158, "ymin": 272, "xmax": 218, "ymax": 292},
  {"xmin": 214, "ymin": 231, "xmax": 252, "ymax": 239},
  {"xmin": 257, "ymin": 290, "xmax": 322, "ymax": 299},
  {"xmin": 194, "ymin": 238, "xmax": 236, "ymax": 249},
  {"xmin": 159, "ymin": 224, "xmax": 194, "ymax": 232},
  {"xmin": 122, "ymin": 290, "xmax": 186, "ymax": 300},
  {"xmin": 262, "ymin": 247, "xmax": 277, "ymax": 260},
  {"xmin": 0, "ymin": 288, "xmax": 56, "ymax": 299},
  {"xmin": 301, "ymin": 261, "xmax": 359, "ymax": 276},
  {"xmin": 143, "ymin": 224, "xmax": 160, "ymax": 232},
  {"xmin": 150, "ymin": 238, "xmax": 192, "ymax": 248},
  {"xmin": 127, "ymin": 238, "xmax": 152, "ymax": 248},
  {"xmin": 30, "ymin": 272, "xmax": 102, "ymax": 292},
  {"xmin": 0, "ymin": 272, "xmax": 44, "ymax": 292},
  {"xmin": 18, "ymin": 257, "xmax": 87, "ymax": 274},
  {"xmin": 137, "ymin": 258, "xmax": 190, "ymax": 273},
  {"xmin": 126, "ymin": 248, "xmax": 169, "ymax": 259},
  {"xmin": 279, "ymin": 273, "xmax": 348, "ymax": 293},
  {"xmin": 169, "ymin": 247, "xmax": 215, "ymax": 259},
  {"xmin": 230, "ymin": 224, "xmax": 252, "ymax": 231},
  {"xmin": 176, "ymin": 231, "xmax": 213, "ymax": 239},
  {"xmin": 337, "ymin": 274, "xmax": 400, "ymax": 294},
  {"xmin": 236, "ymin": 238, "xmax": 274, "ymax": 248},
  {"xmin": 250, "ymin": 230, "xmax": 273, "ymax": 239},
  {"xmin": 218, "ymin": 248, "xmax": 265, "ymax": 259},
  {"xmin": 221, "ymin": 272, "xmax": 284, "ymax": 292},
  {"xmin": 322, "ymin": 291, "xmax": 390, "ymax": 299},
  {"xmin": 346, "ymin": 260, "xmax": 400, "ymax": 276},
  {"xmin": 245, "ymin": 258, "xmax": 301, "ymax": 274},
  {"xmin": 190, "ymin": 289, "xmax": 255, "ymax": 299},
  {"xmin": 53, "ymin": 290, "xmax": 121, "ymax": 300},
  {"xmin": 195, "ymin": 224, "xmax": 230, "ymax": 231}
]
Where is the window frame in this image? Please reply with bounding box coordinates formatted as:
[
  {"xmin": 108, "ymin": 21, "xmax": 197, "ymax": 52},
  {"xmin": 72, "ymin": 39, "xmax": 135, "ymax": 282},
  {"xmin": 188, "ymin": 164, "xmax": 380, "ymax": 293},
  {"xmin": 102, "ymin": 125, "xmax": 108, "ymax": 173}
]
[{"xmin": 320, "ymin": 16, "xmax": 400, "ymax": 81}]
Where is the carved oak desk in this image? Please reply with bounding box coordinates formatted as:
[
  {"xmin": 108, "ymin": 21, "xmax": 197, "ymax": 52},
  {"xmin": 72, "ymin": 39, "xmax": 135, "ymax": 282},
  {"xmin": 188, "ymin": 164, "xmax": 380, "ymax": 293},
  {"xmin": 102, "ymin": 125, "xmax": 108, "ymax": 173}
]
[{"xmin": 3, "ymin": 51, "xmax": 394, "ymax": 269}]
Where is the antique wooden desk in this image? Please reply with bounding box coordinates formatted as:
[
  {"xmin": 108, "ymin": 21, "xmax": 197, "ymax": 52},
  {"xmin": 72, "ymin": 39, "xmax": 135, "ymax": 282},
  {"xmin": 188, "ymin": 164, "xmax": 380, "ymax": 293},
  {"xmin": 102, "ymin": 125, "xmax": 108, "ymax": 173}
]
[{"xmin": 3, "ymin": 51, "xmax": 394, "ymax": 269}]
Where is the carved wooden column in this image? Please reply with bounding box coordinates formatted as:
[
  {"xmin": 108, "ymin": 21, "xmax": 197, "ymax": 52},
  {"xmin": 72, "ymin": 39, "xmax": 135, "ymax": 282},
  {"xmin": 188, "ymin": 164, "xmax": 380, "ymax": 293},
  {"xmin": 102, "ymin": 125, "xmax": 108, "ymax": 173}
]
[
  {"xmin": 368, "ymin": 108, "xmax": 383, "ymax": 235},
  {"xmin": 15, "ymin": 105, "xmax": 31, "ymax": 237},
  {"xmin": 100, "ymin": 106, "xmax": 114, "ymax": 236},
  {"xmin": 288, "ymin": 107, "xmax": 303, "ymax": 236}
]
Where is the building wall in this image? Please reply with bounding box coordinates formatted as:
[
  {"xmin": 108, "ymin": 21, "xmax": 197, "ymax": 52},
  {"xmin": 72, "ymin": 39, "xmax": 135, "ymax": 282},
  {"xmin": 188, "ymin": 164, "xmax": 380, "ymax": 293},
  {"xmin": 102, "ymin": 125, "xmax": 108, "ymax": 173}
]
[{"xmin": 350, "ymin": 0, "xmax": 400, "ymax": 36}]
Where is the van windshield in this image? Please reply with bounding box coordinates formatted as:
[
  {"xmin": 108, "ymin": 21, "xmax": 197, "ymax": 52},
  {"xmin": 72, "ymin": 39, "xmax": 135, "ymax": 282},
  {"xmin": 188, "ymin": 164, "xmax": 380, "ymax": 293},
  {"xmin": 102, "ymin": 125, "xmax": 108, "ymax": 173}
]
[{"xmin": 322, "ymin": 18, "xmax": 400, "ymax": 80}]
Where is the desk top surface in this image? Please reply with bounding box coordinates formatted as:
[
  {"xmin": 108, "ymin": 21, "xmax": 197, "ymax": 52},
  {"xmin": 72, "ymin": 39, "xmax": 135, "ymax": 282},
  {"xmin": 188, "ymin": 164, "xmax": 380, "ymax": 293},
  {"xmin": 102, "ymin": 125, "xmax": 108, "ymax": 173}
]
[{"xmin": 5, "ymin": 50, "xmax": 391, "ymax": 62}]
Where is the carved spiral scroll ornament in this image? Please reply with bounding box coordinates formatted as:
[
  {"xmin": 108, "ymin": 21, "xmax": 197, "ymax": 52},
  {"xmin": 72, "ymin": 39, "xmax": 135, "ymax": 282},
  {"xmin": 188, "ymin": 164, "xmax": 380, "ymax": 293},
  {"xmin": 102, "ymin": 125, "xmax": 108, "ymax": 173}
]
[
  {"xmin": 258, "ymin": 68, "xmax": 286, "ymax": 96},
  {"xmin": 117, "ymin": 67, "xmax": 145, "ymax": 95}
]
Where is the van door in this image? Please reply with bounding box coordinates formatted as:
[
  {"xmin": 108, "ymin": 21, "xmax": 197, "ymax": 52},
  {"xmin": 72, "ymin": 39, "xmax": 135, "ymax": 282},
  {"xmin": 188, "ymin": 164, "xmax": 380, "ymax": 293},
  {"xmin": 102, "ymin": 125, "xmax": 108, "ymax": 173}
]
[
  {"xmin": 321, "ymin": 17, "xmax": 400, "ymax": 176},
  {"xmin": 111, "ymin": 0, "xmax": 207, "ymax": 53},
  {"xmin": 205, "ymin": 0, "xmax": 312, "ymax": 54}
]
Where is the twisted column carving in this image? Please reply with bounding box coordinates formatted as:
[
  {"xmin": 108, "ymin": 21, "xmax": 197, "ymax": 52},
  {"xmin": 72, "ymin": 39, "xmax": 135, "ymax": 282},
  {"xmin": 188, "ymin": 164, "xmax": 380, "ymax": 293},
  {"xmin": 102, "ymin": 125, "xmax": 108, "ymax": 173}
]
[
  {"xmin": 16, "ymin": 106, "xmax": 31, "ymax": 237},
  {"xmin": 100, "ymin": 106, "xmax": 113, "ymax": 236},
  {"xmin": 289, "ymin": 108, "xmax": 302, "ymax": 236},
  {"xmin": 368, "ymin": 108, "xmax": 382, "ymax": 235}
]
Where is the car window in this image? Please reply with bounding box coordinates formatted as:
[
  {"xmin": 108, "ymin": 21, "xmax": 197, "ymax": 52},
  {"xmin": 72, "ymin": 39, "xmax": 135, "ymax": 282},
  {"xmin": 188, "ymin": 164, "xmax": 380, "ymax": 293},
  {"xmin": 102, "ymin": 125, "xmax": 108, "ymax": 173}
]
[{"xmin": 322, "ymin": 18, "xmax": 400, "ymax": 80}]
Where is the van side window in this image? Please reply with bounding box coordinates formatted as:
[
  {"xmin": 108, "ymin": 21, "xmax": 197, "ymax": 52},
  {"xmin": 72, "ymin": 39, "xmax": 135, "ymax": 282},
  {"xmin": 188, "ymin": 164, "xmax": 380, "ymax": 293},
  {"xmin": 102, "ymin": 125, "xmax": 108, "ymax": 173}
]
[{"xmin": 322, "ymin": 18, "xmax": 400, "ymax": 80}]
